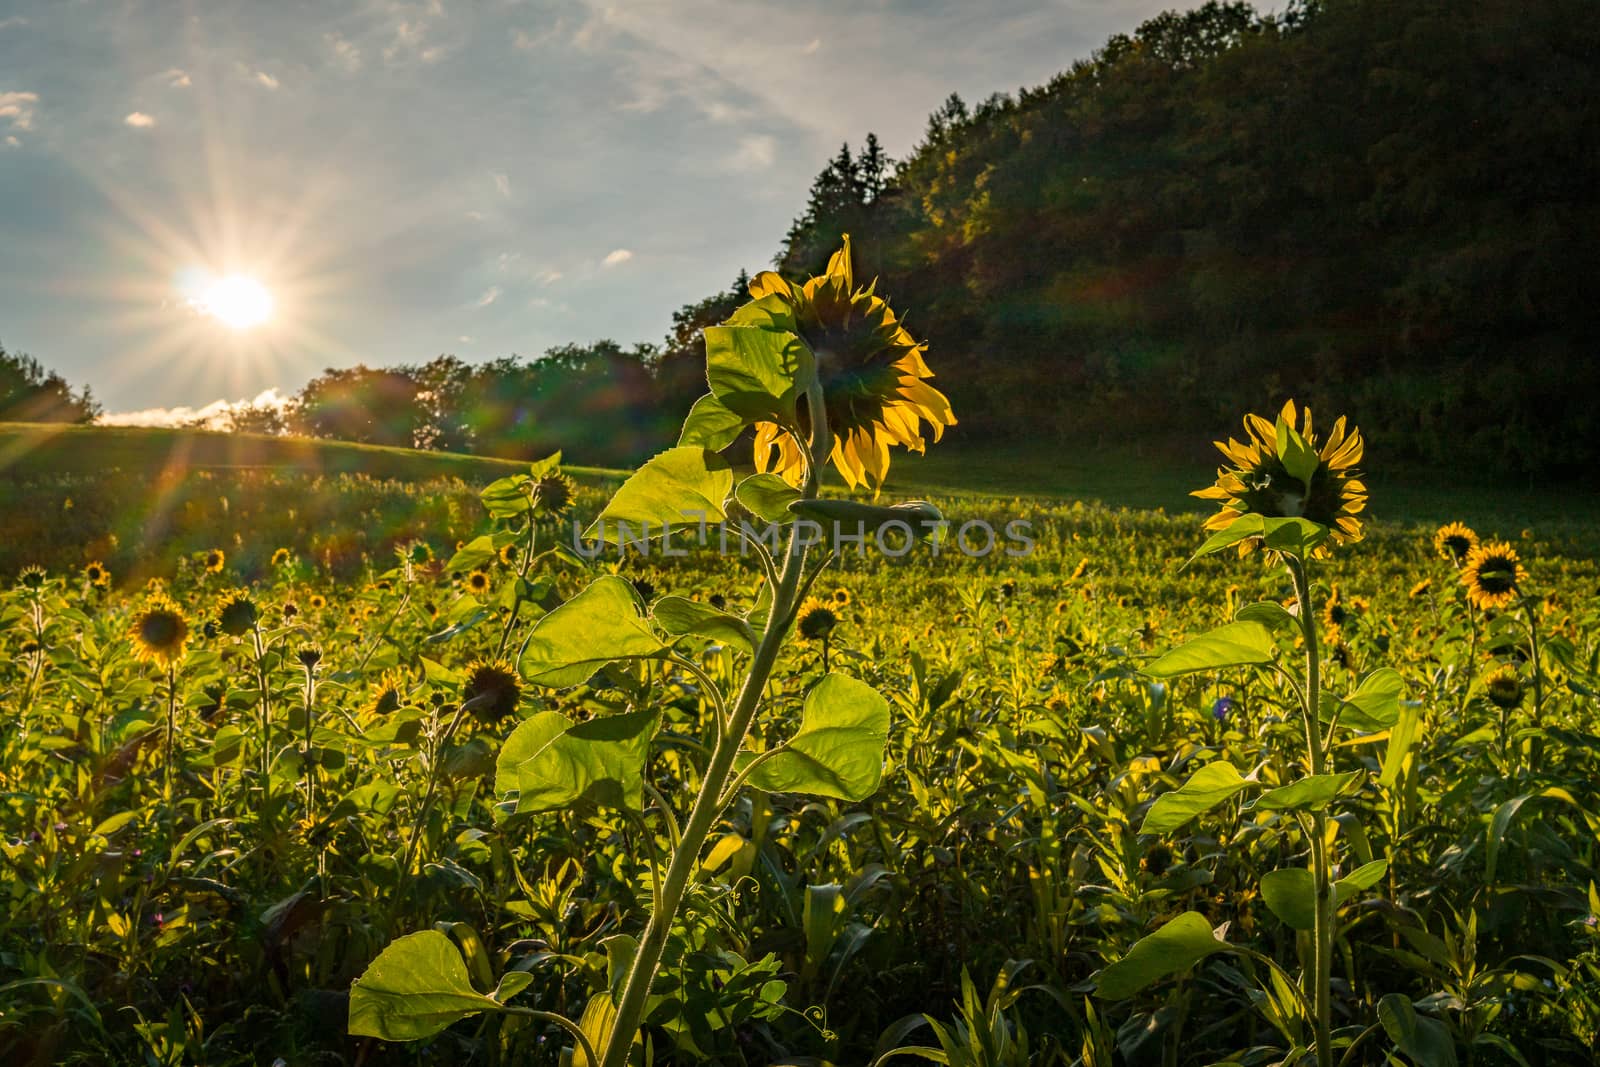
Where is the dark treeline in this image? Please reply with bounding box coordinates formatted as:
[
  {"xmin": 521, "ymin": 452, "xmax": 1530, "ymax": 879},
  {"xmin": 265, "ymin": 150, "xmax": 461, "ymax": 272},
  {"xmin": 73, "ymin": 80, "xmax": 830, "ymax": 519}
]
[
  {"xmin": 15, "ymin": 0, "xmax": 1599, "ymax": 474},
  {"xmin": 0, "ymin": 343, "xmax": 100, "ymax": 424}
]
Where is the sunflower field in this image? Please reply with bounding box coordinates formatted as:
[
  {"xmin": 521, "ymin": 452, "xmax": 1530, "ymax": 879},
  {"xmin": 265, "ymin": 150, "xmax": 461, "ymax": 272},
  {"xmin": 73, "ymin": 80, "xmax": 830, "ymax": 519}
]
[{"xmin": 5, "ymin": 244, "xmax": 1600, "ymax": 1067}]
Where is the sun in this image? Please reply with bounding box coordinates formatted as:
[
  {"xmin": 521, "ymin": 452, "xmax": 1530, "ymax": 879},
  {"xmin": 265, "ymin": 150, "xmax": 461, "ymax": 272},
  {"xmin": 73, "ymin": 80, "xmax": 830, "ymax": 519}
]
[{"xmin": 194, "ymin": 274, "xmax": 274, "ymax": 330}]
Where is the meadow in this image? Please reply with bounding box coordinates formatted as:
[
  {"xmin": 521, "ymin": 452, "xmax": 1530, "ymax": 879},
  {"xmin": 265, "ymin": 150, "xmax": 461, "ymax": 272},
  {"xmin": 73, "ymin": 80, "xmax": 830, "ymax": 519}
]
[{"xmin": 3, "ymin": 425, "xmax": 1599, "ymax": 1065}]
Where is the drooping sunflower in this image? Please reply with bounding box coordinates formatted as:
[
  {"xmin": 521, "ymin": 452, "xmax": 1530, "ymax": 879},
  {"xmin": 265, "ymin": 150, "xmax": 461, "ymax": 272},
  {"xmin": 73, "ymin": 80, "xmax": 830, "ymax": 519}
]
[
  {"xmin": 1193, "ymin": 399, "xmax": 1366, "ymax": 555},
  {"xmin": 1460, "ymin": 542, "xmax": 1527, "ymax": 611},
  {"xmin": 1433, "ymin": 522, "xmax": 1478, "ymax": 565},
  {"xmin": 83, "ymin": 561, "xmax": 111, "ymax": 588},
  {"xmin": 1484, "ymin": 665, "xmax": 1524, "ymax": 710},
  {"xmin": 532, "ymin": 471, "xmax": 577, "ymax": 516},
  {"xmin": 202, "ymin": 549, "xmax": 226, "ymax": 574},
  {"xmin": 130, "ymin": 595, "xmax": 190, "ymax": 666},
  {"xmin": 795, "ymin": 598, "xmax": 838, "ymax": 641},
  {"xmin": 216, "ymin": 590, "xmax": 259, "ymax": 637},
  {"xmin": 747, "ymin": 236, "xmax": 955, "ymax": 493},
  {"xmin": 270, "ymin": 547, "xmax": 292, "ymax": 568},
  {"xmin": 463, "ymin": 659, "xmax": 522, "ymax": 724}
]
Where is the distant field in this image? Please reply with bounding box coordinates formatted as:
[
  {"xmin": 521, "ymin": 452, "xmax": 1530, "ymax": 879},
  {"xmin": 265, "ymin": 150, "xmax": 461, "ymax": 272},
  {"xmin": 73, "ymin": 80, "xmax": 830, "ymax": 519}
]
[{"xmin": 4, "ymin": 422, "xmax": 1596, "ymax": 537}]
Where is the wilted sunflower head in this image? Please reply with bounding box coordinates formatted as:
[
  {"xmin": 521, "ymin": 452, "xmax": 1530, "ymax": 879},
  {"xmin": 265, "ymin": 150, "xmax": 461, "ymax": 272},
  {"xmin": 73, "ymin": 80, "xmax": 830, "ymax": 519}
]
[
  {"xmin": 131, "ymin": 595, "xmax": 189, "ymax": 666},
  {"xmin": 532, "ymin": 472, "xmax": 577, "ymax": 516},
  {"xmin": 18, "ymin": 565, "xmax": 46, "ymax": 590},
  {"xmin": 270, "ymin": 547, "xmax": 292, "ymax": 568},
  {"xmin": 84, "ymin": 561, "xmax": 110, "ymax": 588},
  {"xmin": 408, "ymin": 540, "xmax": 435, "ymax": 565},
  {"xmin": 1433, "ymin": 522, "xmax": 1478, "ymax": 565},
  {"xmin": 216, "ymin": 590, "xmax": 259, "ymax": 637},
  {"xmin": 796, "ymin": 597, "xmax": 838, "ymax": 641},
  {"xmin": 203, "ymin": 549, "xmax": 226, "ymax": 574},
  {"xmin": 296, "ymin": 644, "xmax": 323, "ymax": 670},
  {"xmin": 463, "ymin": 659, "xmax": 522, "ymax": 723},
  {"xmin": 748, "ymin": 236, "xmax": 956, "ymax": 494},
  {"xmin": 1484, "ymin": 666, "xmax": 1524, "ymax": 710},
  {"xmin": 1461, "ymin": 542, "xmax": 1527, "ymax": 611},
  {"xmin": 1194, "ymin": 400, "xmax": 1366, "ymax": 556}
]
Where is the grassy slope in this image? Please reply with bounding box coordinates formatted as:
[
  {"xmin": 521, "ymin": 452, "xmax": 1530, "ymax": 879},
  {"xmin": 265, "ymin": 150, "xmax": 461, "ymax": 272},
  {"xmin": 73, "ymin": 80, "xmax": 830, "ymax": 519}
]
[{"xmin": 4, "ymin": 423, "xmax": 1594, "ymax": 533}]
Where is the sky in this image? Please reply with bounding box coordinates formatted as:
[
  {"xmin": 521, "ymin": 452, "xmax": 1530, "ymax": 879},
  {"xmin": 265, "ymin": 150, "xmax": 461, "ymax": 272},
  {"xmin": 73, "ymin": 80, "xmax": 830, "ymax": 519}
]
[{"xmin": 1, "ymin": 0, "xmax": 1188, "ymax": 420}]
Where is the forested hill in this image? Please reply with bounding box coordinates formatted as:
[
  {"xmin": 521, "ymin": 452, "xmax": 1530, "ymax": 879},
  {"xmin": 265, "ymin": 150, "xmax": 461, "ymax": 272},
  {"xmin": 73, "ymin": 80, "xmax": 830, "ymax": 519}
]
[{"xmin": 764, "ymin": 0, "xmax": 1600, "ymax": 475}]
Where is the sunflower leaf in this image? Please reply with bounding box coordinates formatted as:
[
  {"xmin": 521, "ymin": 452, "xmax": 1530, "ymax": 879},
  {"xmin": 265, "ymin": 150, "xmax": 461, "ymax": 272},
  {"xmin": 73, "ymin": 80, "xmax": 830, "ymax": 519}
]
[
  {"xmin": 496, "ymin": 709, "xmax": 658, "ymax": 815},
  {"xmin": 738, "ymin": 674, "xmax": 890, "ymax": 801},
  {"xmin": 1094, "ymin": 912, "xmax": 1233, "ymax": 1000},
  {"xmin": 348, "ymin": 930, "xmax": 506, "ymax": 1040},
  {"xmin": 1276, "ymin": 415, "xmax": 1322, "ymax": 489},
  {"xmin": 702, "ymin": 326, "xmax": 816, "ymax": 426},
  {"xmin": 1139, "ymin": 761, "xmax": 1258, "ymax": 834},
  {"xmin": 584, "ymin": 447, "xmax": 735, "ymax": 544},
  {"xmin": 1142, "ymin": 620, "xmax": 1277, "ymax": 678},
  {"xmin": 678, "ymin": 394, "xmax": 747, "ymax": 451},
  {"xmin": 517, "ymin": 576, "xmax": 666, "ymax": 687}
]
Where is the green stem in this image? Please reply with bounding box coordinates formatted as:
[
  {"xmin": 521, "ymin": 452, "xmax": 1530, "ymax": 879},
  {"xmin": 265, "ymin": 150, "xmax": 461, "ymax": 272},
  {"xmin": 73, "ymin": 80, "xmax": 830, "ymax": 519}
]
[
  {"xmin": 164, "ymin": 662, "xmax": 178, "ymax": 801},
  {"xmin": 599, "ymin": 391, "xmax": 830, "ymax": 1067},
  {"xmin": 1522, "ymin": 591, "xmax": 1545, "ymax": 768},
  {"xmin": 1288, "ymin": 557, "xmax": 1334, "ymax": 1067}
]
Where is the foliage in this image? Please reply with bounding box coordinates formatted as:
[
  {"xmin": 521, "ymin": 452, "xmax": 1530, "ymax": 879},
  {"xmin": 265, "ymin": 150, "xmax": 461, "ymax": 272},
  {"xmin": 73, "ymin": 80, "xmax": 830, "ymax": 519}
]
[{"xmin": 0, "ymin": 343, "xmax": 99, "ymax": 424}]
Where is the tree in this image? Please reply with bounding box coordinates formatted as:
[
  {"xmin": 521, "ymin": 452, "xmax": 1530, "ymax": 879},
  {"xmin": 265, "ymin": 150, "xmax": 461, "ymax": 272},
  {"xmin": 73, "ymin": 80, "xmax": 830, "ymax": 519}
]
[
  {"xmin": 0, "ymin": 343, "xmax": 100, "ymax": 423},
  {"xmin": 289, "ymin": 365, "xmax": 423, "ymax": 447}
]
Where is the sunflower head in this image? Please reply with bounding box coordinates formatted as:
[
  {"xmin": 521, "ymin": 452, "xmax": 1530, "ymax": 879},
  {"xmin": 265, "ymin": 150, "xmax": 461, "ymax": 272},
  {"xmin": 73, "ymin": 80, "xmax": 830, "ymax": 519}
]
[
  {"xmin": 498, "ymin": 543, "xmax": 519, "ymax": 567},
  {"xmin": 1461, "ymin": 542, "xmax": 1527, "ymax": 611},
  {"xmin": 408, "ymin": 541, "xmax": 435, "ymax": 565},
  {"xmin": 463, "ymin": 660, "xmax": 522, "ymax": 724},
  {"xmin": 367, "ymin": 671, "xmax": 407, "ymax": 717},
  {"xmin": 203, "ymin": 549, "xmax": 226, "ymax": 574},
  {"xmin": 131, "ymin": 595, "xmax": 189, "ymax": 666},
  {"xmin": 84, "ymin": 561, "xmax": 110, "ymax": 588},
  {"xmin": 1322, "ymin": 587, "xmax": 1349, "ymax": 631},
  {"xmin": 296, "ymin": 644, "xmax": 323, "ymax": 670},
  {"xmin": 464, "ymin": 569, "xmax": 492, "ymax": 595},
  {"xmin": 532, "ymin": 472, "xmax": 577, "ymax": 516},
  {"xmin": 1408, "ymin": 578, "xmax": 1432, "ymax": 599},
  {"xmin": 748, "ymin": 236, "xmax": 955, "ymax": 494},
  {"xmin": 271, "ymin": 547, "xmax": 292, "ymax": 568},
  {"xmin": 1194, "ymin": 400, "xmax": 1366, "ymax": 556},
  {"xmin": 1433, "ymin": 522, "xmax": 1479, "ymax": 565},
  {"xmin": 832, "ymin": 587, "xmax": 852, "ymax": 607},
  {"xmin": 1484, "ymin": 666, "xmax": 1524, "ymax": 710},
  {"xmin": 18, "ymin": 565, "xmax": 46, "ymax": 590},
  {"xmin": 796, "ymin": 597, "xmax": 839, "ymax": 641},
  {"xmin": 308, "ymin": 593, "xmax": 327, "ymax": 610},
  {"xmin": 216, "ymin": 590, "xmax": 259, "ymax": 637}
]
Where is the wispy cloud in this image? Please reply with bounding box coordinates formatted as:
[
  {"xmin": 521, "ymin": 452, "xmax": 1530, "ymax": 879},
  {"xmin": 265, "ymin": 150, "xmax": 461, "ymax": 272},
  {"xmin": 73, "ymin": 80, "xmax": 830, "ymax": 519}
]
[
  {"xmin": 491, "ymin": 170, "xmax": 511, "ymax": 198},
  {"xmin": 601, "ymin": 248, "xmax": 633, "ymax": 267},
  {"xmin": 99, "ymin": 388, "xmax": 290, "ymax": 430},
  {"xmin": 0, "ymin": 90, "xmax": 38, "ymax": 132},
  {"xmin": 254, "ymin": 70, "xmax": 280, "ymax": 90},
  {"xmin": 728, "ymin": 134, "xmax": 776, "ymax": 171},
  {"xmin": 161, "ymin": 68, "xmax": 191, "ymax": 88},
  {"xmin": 124, "ymin": 111, "xmax": 156, "ymax": 128},
  {"xmin": 476, "ymin": 285, "xmax": 502, "ymax": 307}
]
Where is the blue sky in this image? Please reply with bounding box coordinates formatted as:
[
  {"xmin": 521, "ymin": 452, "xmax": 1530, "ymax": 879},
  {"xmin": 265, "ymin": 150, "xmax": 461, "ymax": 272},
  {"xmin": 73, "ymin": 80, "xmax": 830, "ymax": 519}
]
[{"xmin": 1, "ymin": 0, "xmax": 1186, "ymax": 417}]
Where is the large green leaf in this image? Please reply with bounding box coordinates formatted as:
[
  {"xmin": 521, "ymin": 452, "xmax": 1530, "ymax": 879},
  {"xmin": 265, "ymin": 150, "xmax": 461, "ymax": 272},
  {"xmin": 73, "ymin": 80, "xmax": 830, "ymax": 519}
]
[
  {"xmin": 1275, "ymin": 414, "xmax": 1321, "ymax": 488},
  {"xmin": 1379, "ymin": 699, "xmax": 1422, "ymax": 788},
  {"xmin": 702, "ymin": 325, "xmax": 815, "ymax": 425},
  {"xmin": 348, "ymin": 930, "xmax": 501, "ymax": 1040},
  {"xmin": 1142, "ymin": 621, "xmax": 1277, "ymax": 678},
  {"xmin": 724, "ymin": 292, "xmax": 798, "ymax": 333},
  {"xmin": 1260, "ymin": 868, "xmax": 1318, "ymax": 930},
  {"xmin": 497, "ymin": 709, "xmax": 657, "ymax": 814},
  {"xmin": 1094, "ymin": 912, "xmax": 1232, "ymax": 1000},
  {"xmin": 584, "ymin": 447, "xmax": 734, "ymax": 544},
  {"xmin": 1186, "ymin": 513, "xmax": 1330, "ymax": 566},
  {"xmin": 1331, "ymin": 668, "xmax": 1405, "ymax": 730},
  {"xmin": 1379, "ymin": 994, "xmax": 1458, "ymax": 1067},
  {"xmin": 678, "ymin": 394, "xmax": 747, "ymax": 451},
  {"xmin": 742, "ymin": 674, "xmax": 890, "ymax": 801},
  {"xmin": 651, "ymin": 595, "xmax": 756, "ymax": 653},
  {"xmin": 1251, "ymin": 771, "xmax": 1362, "ymax": 813},
  {"xmin": 1337, "ymin": 859, "xmax": 1389, "ymax": 904},
  {"xmin": 1139, "ymin": 761, "xmax": 1257, "ymax": 834},
  {"xmin": 735, "ymin": 473, "xmax": 802, "ymax": 523},
  {"xmin": 518, "ymin": 577, "xmax": 665, "ymax": 687}
]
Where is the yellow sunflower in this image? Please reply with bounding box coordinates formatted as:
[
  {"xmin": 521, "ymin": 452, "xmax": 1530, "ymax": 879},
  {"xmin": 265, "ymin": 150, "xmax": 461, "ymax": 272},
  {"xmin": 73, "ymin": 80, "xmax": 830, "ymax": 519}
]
[
  {"xmin": 532, "ymin": 472, "xmax": 577, "ymax": 516},
  {"xmin": 1460, "ymin": 542, "xmax": 1527, "ymax": 611},
  {"xmin": 464, "ymin": 569, "xmax": 492, "ymax": 595},
  {"xmin": 1433, "ymin": 522, "xmax": 1478, "ymax": 565},
  {"xmin": 747, "ymin": 236, "xmax": 955, "ymax": 493},
  {"xmin": 463, "ymin": 659, "xmax": 522, "ymax": 723},
  {"xmin": 83, "ymin": 561, "xmax": 111, "ymax": 588},
  {"xmin": 271, "ymin": 547, "xmax": 292, "ymax": 567},
  {"xmin": 1483, "ymin": 665, "xmax": 1524, "ymax": 710},
  {"xmin": 1194, "ymin": 399, "xmax": 1366, "ymax": 556},
  {"xmin": 795, "ymin": 597, "xmax": 839, "ymax": 641},
  {"xmin": 130, "ymin": 595, "xmax": 189, "ymax": 666},
  {"xmin": 202, "ymin": 549, "xmax": 226, "ymax": 574}
]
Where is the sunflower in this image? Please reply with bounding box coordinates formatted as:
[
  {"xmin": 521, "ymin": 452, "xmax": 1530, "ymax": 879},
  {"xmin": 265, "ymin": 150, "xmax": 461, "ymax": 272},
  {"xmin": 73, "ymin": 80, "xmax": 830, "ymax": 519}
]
[
  {"xmin": 463, "ymin": 660, "xmax": 522, "ymax": 723},
  {"xmin": 1433, "ymin": 522, "xmax": 1478, "ymax": 565},
  {"xmin": 131, "ymin": 595, "xmax": 190, "ymax": 666},
  {"xmin": 1484, "ymin": 666, "xmax": 1524, "ymax": 710},
  {"xmin": 1461, "ymin": 542, "xmax": 1527, "ymax": 611},
  {"xmin": 498, "ymin": 543, "xmax": 519, "ymax": 567},
  {"xmin": 308, "ymin": 593, "xmax": 327, "ymax": 610},
  {"xmin": 18, "ymin": 565, "xmax": 46, "ymax": 590},
  {"xmin": 1194, "ymin": 400, "xmax": 1366, "ymax": 555},
  {"xmin": 366, "ymin": 671, "xmax": 407, "ymax": 717},
  {"xmin": 202, "ymin": 549, "xmax": 226, "ymax": 574},
  {"xmin": 795, "ymin": 598, "xmax": 838, "ymax": 641},
  {"xmin": 532, "ymin": 472, "xmax": 577, "ymax": 516},
  {"xmin": 270, "ymin": 547, "xmax": 292, "ymax": 567},
  {"xmin": 464, "ymin": 569, "xmax": 492, "ymax": 595},
  {"xmin": 83, "ymin": 561, "xmax": 110, "ymax": 588},
  {"xmin": 1408, "ymin": 578, "xmax": 1433, "ymax": 599},
  {"xmin": 832, "ymin": 587, "xmax": 852, "ymax": 607},
  {"xmin": 747, "ymin": 236, "xmax": 955, "ymax": 493},
  {"xmin": 216, "ymin": 590, "xmax": 259, "ymax": 637}
]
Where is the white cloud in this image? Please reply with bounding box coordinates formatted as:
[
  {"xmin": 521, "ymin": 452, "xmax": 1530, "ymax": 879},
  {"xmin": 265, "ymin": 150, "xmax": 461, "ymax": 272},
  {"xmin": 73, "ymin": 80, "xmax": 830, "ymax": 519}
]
[
  {"xmin": 255, "ymin": 71, "xmax": 280, "ymax": 90},
  {"xmin": 0, "ymin": 90, "xmax": 38, "ymax": 132},
  {"xmin": 4, "ymin": 135, "xmax": 18, "ymax": 148},
  {"xmin": 534, "ymin": 268, "xmax": 563, "ymax": 286},
  {"xmin": 601, "ymin": 248, "xmax": 633, "ymax": 267},
  {"xmin": 162, "ymin": 67, "xmax": 191, "ymax": 88},
  {"xmin": 491, "ymin": 170, "xmax": 511, "ymax": 198},
  {"xmin": 124, "ymin": 111, "xmax": 156, "ymax": 128},
  {"xmin": 476, "ymin": 285, "xmax": 502, "ymax": 307},
  {"xmin": 325, "ymin": 33, "xmax": 362, "ymax": 72},
  {"xmin": 98, "ymin": 388, "xmax": 289, "ymax": 430},
  {"xmin": 802, "ymin": 38, "xmax": 821, "ymax": 55},
  {"xmin": 728, "ymin": 133, "xmax": 776, "ymax": 171}
]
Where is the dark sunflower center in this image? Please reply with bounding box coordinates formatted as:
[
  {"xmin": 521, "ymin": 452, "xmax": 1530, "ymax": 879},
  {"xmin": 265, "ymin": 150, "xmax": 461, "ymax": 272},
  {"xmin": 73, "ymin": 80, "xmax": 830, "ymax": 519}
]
[
  {"xmin": 140, "ymin": 612, "xmax": 182, "ymax": 649},
  {"xmin": 1475, "ymin": 558, "xmax": 1518, "ymax": 593}
]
